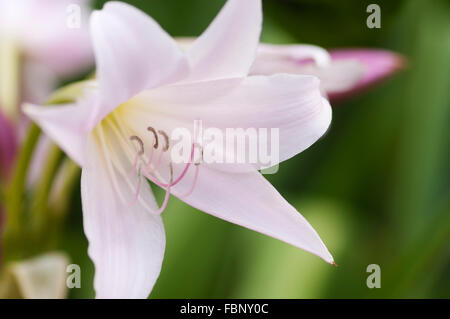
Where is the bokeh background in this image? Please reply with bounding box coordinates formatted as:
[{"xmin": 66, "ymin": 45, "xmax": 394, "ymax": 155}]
[{"xmin": 4, "ymin": 0, "xmax": 450, "ymax": 298}]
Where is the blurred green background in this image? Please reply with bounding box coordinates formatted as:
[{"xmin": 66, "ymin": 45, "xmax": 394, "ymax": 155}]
[{"xmin": 56, "ymin": 0, "xmax": 450, "ymax": 298}]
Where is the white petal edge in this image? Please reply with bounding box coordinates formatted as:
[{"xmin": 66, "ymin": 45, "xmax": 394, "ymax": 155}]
[
  {"xmin": 255, "ymin": 43, "xmax": 331, "ymax": 68},
  {"xmin": 290, "ymin": 60, "xmax": 365, "ymax": 94},
  {"xmin": 186, "ymin": 0, "xmax": 262, "ymax": 81},
  {"xmin": 22, "ymin": 102, "xmax": 89, "ymax": 166}
]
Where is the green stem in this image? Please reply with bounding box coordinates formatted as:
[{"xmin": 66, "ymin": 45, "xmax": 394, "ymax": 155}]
[
  {"xmin": 49, "ymin": 159, "xmax": 81, "ymax": 218},
  {"xmin": 4, "ymin": 125, "xmax": 41, "ymax": 236},
  {"xmin": 29, "ymin": 144, "xmax": 63, "ymax": 237},
  {"xmin": 46, "ymin": 159, "xmax": 81, "ymax": 248},
  {"xmin": 2, "ymin": 124, "xmax": 41, "ymax": 260}
]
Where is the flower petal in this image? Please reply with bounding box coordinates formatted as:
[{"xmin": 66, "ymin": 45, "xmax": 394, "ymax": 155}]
[
  {"xmin": 22, "ymin": 102, "xmax": 90, "ymax": 166},
  {"xmin": 24, "ymin": 0, "xmax": 93, "ymax": 76},
  {"xmin": 21, "ymin": 60, "xmax": 58, "ymax": 104},
  {"xmin": 252, "ymin": 43, "xmax": 332, "ymax": 70},
  {"xmin": 90, "ymin": 1, "xmax": 187, "ymax": 120},
  {"xmin": 129, "ymin": 74, "xmax": 331, "ymax": 171},
  {"xmin": 186, "ymin": 0, "xmax": 262, "ymax": 81},
  {"xmin": 171, "ymin": 166, "xmax": 334, "ymax": 263},
  {"xmin": 250, "ymin": 43, "xmax": 364, "ymax": 96},
  {"xmin": 328, "ymin": 49, "xmax": 406, "ymax": 101},
  {"xmin": 81, "ymin": 134, "xmax": 165, "ymax": 299},
  {"xmin": 290, "ymin": 60, "xmax": 365, "ymax": 96},
  {"xmin": 0, "ymin": 0, "xmax": 93, "ymax": 77}
]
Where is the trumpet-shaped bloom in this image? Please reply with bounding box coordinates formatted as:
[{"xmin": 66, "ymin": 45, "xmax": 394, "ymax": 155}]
[{"xmin": 24, "ymin": 0, "xmax": 334, "ymax": 298}]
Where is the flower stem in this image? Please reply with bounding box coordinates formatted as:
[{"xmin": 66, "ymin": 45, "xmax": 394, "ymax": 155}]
[
  {"xmin": 44, "ymin": 159, "xmax": 81, "ymax": 247},
  {"xmin": 3, "ymin": 124, "xmax": 41, "ymax": 248},
  {"xmin": 29, "ymin": 144, "xmax": 63, "ymax": 237},
  {"xmin": 49, "ymin": 159, "xmax": 81, "ymax": 218}
]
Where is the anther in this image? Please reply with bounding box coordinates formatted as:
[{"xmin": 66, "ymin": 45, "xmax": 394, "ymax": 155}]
[
  {"xmin": 147, "ymin": 126, "xmax": 159, "ymax": 149},
  {"xmin": 130, "ymin": 135, "xmax": 144, "ymax": 155},
  {"xmin": 158, "ymin": 130, "xmax": 170, "ymax": 152}
]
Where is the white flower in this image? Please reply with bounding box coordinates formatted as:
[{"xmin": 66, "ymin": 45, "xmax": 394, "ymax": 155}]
[{"xmin": 24, "ymin": 1, "xmax": 333, "ymax": 298}]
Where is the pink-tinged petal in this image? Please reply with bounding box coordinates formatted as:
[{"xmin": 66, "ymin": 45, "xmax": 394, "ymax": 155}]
[
  {"xmin": 309, "ymin": 60, "xmax": 364, "ymax": 95},
  {"xmin": 90, "ymin": 1, "xmax": 187, "ymax": 121},
  {"xmin": 24, "ymin": 0, "xmax": 93, "ymax": 77},
  {"xmin": 130, "ymin": 74, "xmax": 331, "ymax": 171},
  {"xmin": 81, "ymin": 134, "xmax": 165, "ymax": 299},
  {"xmin": 171, "ymin": 167, "xmax": 333, "ymax": 264},
  {"xmin": 252, "ymin": 43, "xmax": 331, "ymax": 71},
  {"xmin": 0, "ymin": 109, "xmax": 17, "ymax": 179},
  {"xmin": 250, "ymin": 43, "xmax": 364, "ymax": 97},
  {"xmin": 21, "ymin": 60, "xmax": 58, "ymax": 104},
  {"xmin": 28, "ymin": 21, "xmax": 93, "ymax": 78},
  {"xmin": 328, "ymin": 49, "xmax": 406, "ymax": 101},
  {"xmin": 186, "ymin": 0, "xmax": 262, "ymax": 81},
  {"xmin": 22, "ymin": 102, "xmax": 91, "ymax": 166},
  {"xmin": 0, "ymin": 0, "xmax": 93, "ymax": 77}
]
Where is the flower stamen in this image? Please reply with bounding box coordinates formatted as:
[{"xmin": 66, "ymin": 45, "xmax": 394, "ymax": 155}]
[
  {"xmin": 147, "ymin": 162, "xmax": 173, "ymax": 214},
  {"xmin": 147, "ymin": 126, "xmax": 158, "ymax": 148},
  {"xmin": 130, "ymin": 126, "xmax": 202, "ymax": 210},
  {"xmin": 130, "ymin": 166, "xmax": 142, "ymax": 206},
  {"xmin": 176, "ymin": 165, "xmax": 199, "ymax": 198},
  {"xmin": 158, "ymin": 130, "xmax": 169, "ymax": 151},
  {"xmin": 130, "ymin": 135, "xmax": 144, "ymax": 177}
]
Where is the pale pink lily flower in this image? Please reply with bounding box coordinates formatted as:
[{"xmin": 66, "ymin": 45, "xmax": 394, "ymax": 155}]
[
  {"xmin": 24, "ymin": 1, "xmax": 334, "ymax": 298},
  {"xmin": 0, "ymin": 0, "xmax": 93, "ymax": 118},
  {"xmin": 0, "ymin": 0, "xmax": 92, "ymax": 77}
]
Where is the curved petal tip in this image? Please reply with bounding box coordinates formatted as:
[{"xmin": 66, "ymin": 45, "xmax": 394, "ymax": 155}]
[{"xmin": 329, "ymin": 49, "xmax": 406, "ymax": 101}]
